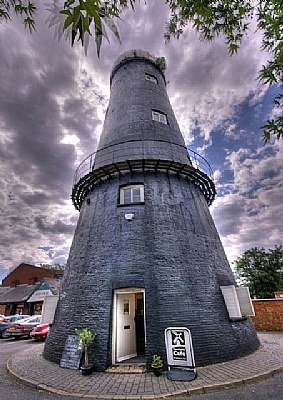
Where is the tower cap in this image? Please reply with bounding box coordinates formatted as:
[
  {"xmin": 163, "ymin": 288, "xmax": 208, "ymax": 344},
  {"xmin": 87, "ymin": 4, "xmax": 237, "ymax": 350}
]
[
  {"xmin": 111, "ymin": 49, "xmax": 166, "ymax": 84},
  {"xmin": 112, "ymin": 49, "xmax": 156, "ymax": 72}
]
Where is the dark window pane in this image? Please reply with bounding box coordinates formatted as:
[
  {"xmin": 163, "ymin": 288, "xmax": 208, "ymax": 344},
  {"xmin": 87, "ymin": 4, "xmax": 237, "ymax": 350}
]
[
  {"xmin": 123, "ymin": 189, "xmax": 132, "ymax": 204},
  {"xmin": 132, "ymin": 188, "xmax": 141, "ymax": 202}
]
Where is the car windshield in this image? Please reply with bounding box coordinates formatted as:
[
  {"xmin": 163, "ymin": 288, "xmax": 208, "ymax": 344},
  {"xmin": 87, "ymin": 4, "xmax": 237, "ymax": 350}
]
[
  {"xmin": 20, "ymin": 316, "xmax": 41, "ymax": 324},
  {"xmin": 8, "ymin": 316, "xmax": 19, "ymax": 322}
]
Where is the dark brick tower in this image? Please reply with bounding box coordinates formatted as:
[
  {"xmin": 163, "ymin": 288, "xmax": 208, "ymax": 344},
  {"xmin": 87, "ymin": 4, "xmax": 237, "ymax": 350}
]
[{"xmin": 44, "ymin": 50, "xmax": 259, "ymax": 371}]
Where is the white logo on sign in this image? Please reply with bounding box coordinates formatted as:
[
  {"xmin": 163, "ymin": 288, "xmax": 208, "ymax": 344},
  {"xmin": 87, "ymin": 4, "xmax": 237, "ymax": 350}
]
[{"xmin": 172, "ymin": 331, "xmax": 185, "ymax": 345}]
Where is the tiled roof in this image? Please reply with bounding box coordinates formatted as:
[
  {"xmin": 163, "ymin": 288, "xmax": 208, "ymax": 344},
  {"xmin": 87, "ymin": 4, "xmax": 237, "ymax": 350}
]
[
  {"xmin": 0, "ymin": 284, "xmax": 37, "ymax": 304},
  {"xmin": 0, "ymin": 286, "xmax": 11, "ymax": 300},
  {"xmin": 43, "ymin": 278, "xmax": 61, "ymax": 295}
]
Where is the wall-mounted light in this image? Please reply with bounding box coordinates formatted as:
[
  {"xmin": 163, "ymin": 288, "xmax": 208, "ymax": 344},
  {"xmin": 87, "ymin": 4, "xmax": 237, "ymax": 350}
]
[{"xmin": 125, "ymin": 213, "xmax": 135, "ymax": 221}]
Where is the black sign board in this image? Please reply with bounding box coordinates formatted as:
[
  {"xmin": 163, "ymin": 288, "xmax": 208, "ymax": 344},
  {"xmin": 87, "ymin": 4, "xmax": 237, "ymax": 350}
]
[{"xmin": 60, "ymin": 335, "xmax": 82, "ymax": 370}]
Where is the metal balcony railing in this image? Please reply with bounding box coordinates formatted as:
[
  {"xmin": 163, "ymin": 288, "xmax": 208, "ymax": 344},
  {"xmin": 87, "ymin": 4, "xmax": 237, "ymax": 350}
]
[
  {"xmin": 187, "ymin": 148, "xmax": 213, "ymax": 180},
  {"xmin": 74, "ymin": 141, "xmax": 213, "ymax": 185},
  {"xmin": 72, "ymin": 140, "xmax": 215, "ymax": 210}
]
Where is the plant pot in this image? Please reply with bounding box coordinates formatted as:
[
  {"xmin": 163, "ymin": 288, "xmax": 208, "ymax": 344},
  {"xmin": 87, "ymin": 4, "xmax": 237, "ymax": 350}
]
[
  {"xmin": 152, "ymin": 365, "xmax": 163, "ymax": 376},
  {"xmin": 80, "ymin": 365, "xmax": 93, "ymax": 376}
]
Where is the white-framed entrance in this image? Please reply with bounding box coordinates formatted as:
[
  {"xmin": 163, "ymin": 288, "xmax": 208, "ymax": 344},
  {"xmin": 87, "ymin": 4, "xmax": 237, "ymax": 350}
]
[{"xmin": 112, "ymin": 288, "xmax": 146, "ymax": 364}]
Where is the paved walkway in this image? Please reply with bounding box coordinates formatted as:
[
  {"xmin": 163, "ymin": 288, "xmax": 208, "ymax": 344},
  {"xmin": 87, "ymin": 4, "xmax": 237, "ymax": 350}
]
[{"xmin": 7, "ymin": 333, "xmax": 283, "ymax": 399}]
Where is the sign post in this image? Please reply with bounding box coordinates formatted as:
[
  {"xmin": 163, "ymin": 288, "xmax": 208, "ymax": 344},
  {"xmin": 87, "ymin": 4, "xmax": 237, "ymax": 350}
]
[{"xmin": 165, "ymin": 327, "xmax": 197, "ymax": 381}]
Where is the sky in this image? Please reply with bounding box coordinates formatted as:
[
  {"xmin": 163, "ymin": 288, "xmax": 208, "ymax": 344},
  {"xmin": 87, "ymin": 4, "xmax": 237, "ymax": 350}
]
[{"xmin": 0, "ymin": 1, "xmax": 282, "ymax": 282}]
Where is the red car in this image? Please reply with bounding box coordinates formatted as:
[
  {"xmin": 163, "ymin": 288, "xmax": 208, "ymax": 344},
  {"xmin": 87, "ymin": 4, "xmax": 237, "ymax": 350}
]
[{"xmin": 30, "ymin": 323, "xmax": 50, "ymax": 341}]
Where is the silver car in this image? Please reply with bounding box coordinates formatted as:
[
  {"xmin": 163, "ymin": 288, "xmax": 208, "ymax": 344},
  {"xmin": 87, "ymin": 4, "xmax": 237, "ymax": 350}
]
[
  {"xmin": 6, "ymin": 315, "xmax": 42, "ymax": 339},
  {"xmin": 0, "ymin": 315, "xmax": 30, "ymax": 338}
]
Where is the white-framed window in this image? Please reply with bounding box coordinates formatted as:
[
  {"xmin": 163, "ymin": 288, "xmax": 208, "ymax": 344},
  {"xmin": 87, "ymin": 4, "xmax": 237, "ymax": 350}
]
[
  {"xmin": 119, "ymin": 184, "xmax": 144, "ymax": 205},
  {"xmin": 145, "ymin": 73, "xmax": 158, "ymax": 84},
  {"xmin": 152, "ymin": 110, "xmax": 167, "ymax": 124}
]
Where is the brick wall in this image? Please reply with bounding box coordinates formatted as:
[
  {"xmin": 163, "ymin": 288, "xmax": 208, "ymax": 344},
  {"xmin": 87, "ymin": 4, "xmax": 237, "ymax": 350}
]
[
  {"xmin": 2, "ymin": 263, "xmax": 63, "ymax": 287},
  {"xmin": 252, "ymin": 299, "xmax": 283, "ymax": 331}
]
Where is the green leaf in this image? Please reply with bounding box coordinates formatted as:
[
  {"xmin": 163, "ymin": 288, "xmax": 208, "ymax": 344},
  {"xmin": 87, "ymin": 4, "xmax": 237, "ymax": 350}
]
[
  {"xmin": 23, "ymin": 16, "xmax": 35, "ymax": 32},
  {"xmin": 103, "ymin": 16, "xmax": 121, "ymax": 44},
  {"xmin": 83, "ymin": 1, "xmax": 103, "ymax": 32},
  {"xmin": 95, "ymin": 25, "xmax": 103, "ymax": 57},
  {"xmin": 63, "ymin": 14, "xmax": 73, "ymax": 30}
]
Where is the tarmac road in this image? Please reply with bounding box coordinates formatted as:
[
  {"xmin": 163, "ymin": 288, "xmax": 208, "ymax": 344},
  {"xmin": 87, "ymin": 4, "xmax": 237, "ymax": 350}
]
[
  {"xmin": 1, "ymin": 336, "xmax": 283, "ymax": 399},
  {"xmin": 177, "ymin": 373, "xmax": 283, "ymax": 400}
]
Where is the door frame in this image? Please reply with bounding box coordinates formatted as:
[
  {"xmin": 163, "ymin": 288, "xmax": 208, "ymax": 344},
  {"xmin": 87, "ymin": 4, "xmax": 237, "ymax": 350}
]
[{"xmin": 112, "ymin": 288, "xmax": 146, "ymax": 365}]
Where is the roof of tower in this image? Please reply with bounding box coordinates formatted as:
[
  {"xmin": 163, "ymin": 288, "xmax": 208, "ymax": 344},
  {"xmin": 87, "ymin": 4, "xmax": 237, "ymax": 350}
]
[{"xmin": 111, "ymin": 49, "xmax": 166, "ymax": 83}]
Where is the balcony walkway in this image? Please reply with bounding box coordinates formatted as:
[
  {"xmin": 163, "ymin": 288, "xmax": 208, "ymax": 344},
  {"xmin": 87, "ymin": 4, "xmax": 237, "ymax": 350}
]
[{"xmin": 72, "ymin": 143, "xmax": 216, "ymax": 211}]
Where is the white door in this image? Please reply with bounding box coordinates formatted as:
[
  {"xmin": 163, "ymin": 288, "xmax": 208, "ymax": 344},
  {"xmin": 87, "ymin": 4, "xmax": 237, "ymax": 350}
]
[{"xmin": 116, "ymin": 293, "xmax": 137, "ymax": 362}]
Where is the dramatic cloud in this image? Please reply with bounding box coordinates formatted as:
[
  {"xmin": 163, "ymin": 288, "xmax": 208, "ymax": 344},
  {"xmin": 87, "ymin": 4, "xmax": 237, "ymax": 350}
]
[
  {"xmin": 211, "ymin": 139, "xmax": 283, "ymax": 263},
  {"xmin": 0, "ymin": 0, "xmax": 281, "ymax": 281}
]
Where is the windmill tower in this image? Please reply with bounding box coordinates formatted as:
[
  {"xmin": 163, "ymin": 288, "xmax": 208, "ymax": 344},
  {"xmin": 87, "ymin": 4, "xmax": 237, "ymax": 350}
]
[{"xmin": 44, "ymin": 50, "xmax": 259, "ymax": 371}]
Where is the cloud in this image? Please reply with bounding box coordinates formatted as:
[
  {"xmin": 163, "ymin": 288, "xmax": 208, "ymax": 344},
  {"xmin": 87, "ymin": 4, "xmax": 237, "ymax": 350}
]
[
  {"xmin": 211, "ymin": 139, "xmax": 283, "ymax": 264},
  {"xmin": 0, "ymin": 0, "xmax": 281, "ymax": 274},
  {"xmin": 162, "ymin": 20, "xmax": 269, "ymax": 144},
  {"xmin": 35, "ymin": 215, "xmax": 75, "ymax": 235}
]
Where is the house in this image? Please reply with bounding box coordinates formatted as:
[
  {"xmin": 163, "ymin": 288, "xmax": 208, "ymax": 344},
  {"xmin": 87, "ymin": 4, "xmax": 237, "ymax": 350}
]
[
  {"xmin": 2, "ymin": 263, "xmax": 63, "ymax": 287},
  {"xmin": 0, "ymin": 263, "xmax": 63, "ymax": 315}
]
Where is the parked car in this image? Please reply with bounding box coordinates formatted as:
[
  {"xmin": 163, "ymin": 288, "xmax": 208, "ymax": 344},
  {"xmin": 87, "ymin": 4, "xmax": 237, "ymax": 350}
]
[
  {"xmin": 30, "ymin": 323, "xmax": 50, "ymax": 341},
  {"xmin": 0, "ymin": 315, "xmax": 30, "ymax": 338},
  {"xmin": 0, "ymin": 315, "xmax": 9, "ymax": 322},
  {"xmin": 6, "ymin": 315, "xmax": 42, "ymax": 339}
]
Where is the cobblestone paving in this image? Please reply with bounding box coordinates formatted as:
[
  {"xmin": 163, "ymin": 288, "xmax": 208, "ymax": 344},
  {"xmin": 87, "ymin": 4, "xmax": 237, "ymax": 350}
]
[{"xmin": 7, "ymin": 333, "xmax": 283, "ymax": 399}]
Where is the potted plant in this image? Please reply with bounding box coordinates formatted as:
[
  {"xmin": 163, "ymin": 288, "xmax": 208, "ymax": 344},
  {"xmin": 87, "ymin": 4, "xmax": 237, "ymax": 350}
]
[
  {"xmin": 151, "ymin": 354, "xmax": 163, "ymax": 376},
  {"xmin": 76, "ymin": 328, "xmax": 96, "ymax": 376}
]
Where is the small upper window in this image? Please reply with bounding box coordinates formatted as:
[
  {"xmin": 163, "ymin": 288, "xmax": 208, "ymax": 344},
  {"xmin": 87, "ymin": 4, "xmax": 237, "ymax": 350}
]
[
  {"xmin": 145, "ymin": 73, "xmax": 158, "ymax": 84},
  {"xmin": 119, "ymin": 184, "xmax": 144, "ymax": 205},
  {"xmin": 152, "ymin": 110, "xmax": 167, "ymax": 125}
]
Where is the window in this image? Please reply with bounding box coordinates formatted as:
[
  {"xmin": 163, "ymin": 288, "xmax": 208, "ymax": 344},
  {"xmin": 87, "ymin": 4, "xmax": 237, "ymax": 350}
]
[
  {"xmin": 152, "ymin": 110, "xmax": 167, "ymax": 124},
  {"xmin": 119, "ymin": 184, "xmax": 144, "ymax": 205},
  {"xmin": 123, "ymin": 300, "xmax": 130, "ymax": 315},
  {"xmin": 145, "ymin": 73, "xmax": 158, "ymax": 84}
]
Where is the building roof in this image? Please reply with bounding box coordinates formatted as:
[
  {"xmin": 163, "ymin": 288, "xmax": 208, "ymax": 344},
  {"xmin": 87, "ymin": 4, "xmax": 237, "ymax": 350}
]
[
  {"xmin": 2, "ymin": 263, "xmax": 64, "ymax": 286},
  {"xmin": 0, "ymin": 284, "xmax": 38, "ymax": 304},
  {"xmin": 0, "ymin": 286, "xmax": 11, "ymax": 299},
  {"xmin": 43, "ymin": 278, "xmax": 61, "ymax": 295}
]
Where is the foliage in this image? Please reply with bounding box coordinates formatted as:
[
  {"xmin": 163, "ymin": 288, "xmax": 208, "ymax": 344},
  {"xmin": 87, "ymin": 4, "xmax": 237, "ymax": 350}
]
[
  {"xmin": 165, "ymin": 0, "xmax": 253, "ymax": 55},
  {"xmin": 234, "ymin": 245, "xmax": 283, "ymax": 299},
  {"xmin": 164, "ymin": 0, "xmax": 282, "ymax": 142},
  {"xmin": 45, "ymin": 0, "xmax": 132, "ymax": 56},
  {"xmin": 151, "ymin": 354, "xmax": 163, "ymax": 367},
  {"xmin": 256, "ymin": 0, "xmax": 283, "ymax": 142},
  {"xmin": 0, "ymin": 0, "xmax": 282, "ymax": 139},
  {"xmin": 39, "ymin": 263, "xmax": 66, "ymax": 270},
  {"xmin": 155, "ymin": 56, "xmax": 166, "ymax": 72},
  {"xmin": 76, "ymin": 327, "xmax": 96, "ymax": 367},
  {"xmin": 0, "ymin": 0, "xmax": 36, "ymax": 31}
]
